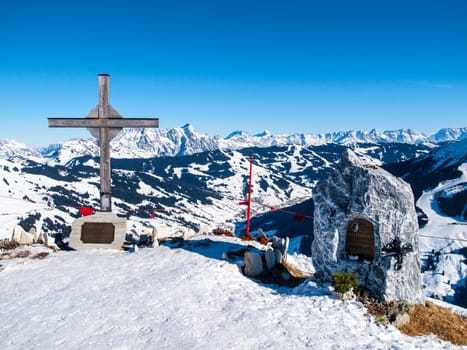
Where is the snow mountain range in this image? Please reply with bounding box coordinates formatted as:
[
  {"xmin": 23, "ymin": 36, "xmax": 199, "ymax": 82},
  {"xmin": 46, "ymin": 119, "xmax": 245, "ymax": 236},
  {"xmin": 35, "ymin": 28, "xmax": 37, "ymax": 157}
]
[{"xmin": 1, "ymin": 125, "xmax": 466, "ymax": 164}]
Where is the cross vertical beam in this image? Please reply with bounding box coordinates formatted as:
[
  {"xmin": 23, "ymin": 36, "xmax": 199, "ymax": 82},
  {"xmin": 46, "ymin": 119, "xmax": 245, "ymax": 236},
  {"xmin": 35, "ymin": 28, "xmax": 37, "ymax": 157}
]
[
  {"xmin": 98, "ymin": 74, "xmax": 112, "ymax": 211},
  {"xmin": 99, "ymin": 73, "xmax": 110, "ymax": 107}
]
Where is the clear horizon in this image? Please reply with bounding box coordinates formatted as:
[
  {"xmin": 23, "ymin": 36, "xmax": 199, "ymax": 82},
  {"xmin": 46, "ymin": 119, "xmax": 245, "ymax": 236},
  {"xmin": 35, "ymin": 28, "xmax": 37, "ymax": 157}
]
[{"xmin": 1, "ymin": 0, "xmax": 466, "ymax": 145}]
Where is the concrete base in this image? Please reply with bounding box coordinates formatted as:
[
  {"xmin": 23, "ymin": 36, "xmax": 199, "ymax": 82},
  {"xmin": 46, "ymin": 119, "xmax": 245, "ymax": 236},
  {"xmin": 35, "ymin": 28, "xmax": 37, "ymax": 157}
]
[{"xmin": 69, "ymin": 212, "xmax": 126, "ymax": 250}]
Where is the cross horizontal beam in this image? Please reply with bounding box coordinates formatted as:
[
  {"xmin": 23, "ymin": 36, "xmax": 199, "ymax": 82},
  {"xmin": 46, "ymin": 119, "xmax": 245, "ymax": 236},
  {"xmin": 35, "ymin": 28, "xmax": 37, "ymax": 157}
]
[{"xmin": 48, "ymin": 118, "xmax": 159, "ymax": 128}]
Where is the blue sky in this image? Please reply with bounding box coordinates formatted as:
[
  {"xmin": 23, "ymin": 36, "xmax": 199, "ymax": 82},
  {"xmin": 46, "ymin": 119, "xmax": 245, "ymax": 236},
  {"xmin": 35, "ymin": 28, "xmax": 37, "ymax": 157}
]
[{"xmin": 1, "ymin": 0, "xmax": 466, "ymax": 145}]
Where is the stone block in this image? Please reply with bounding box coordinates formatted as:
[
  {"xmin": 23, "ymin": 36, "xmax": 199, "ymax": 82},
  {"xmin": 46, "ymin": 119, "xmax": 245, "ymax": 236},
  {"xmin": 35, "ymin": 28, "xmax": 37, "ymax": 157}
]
[
  {"xmin": 275, "ymin": 250, "xmax": 283, "ymax": 264},
  {"xmin": 198, "ymin": 224, "xmax": 210, "ymax": 235},
  {"xmin": 244, "ymin": 251, "xmax": 264, "ymax": 277},
  {"xmin": 11, "ymin": 225, "xmax": 22, "ymax": 243},
  {"xmin": 154, "ymin": 224, "xmax": 171, "ymax": 240},
  {"xmin": 11, "ymin": 225, "xmax": 34, "ymax": 245},
  {"xmin": 265, "ymin": 248, "xmax": 276, "ymax": 270},
  {"xmin": 29, "ymin": 228, "xmax": 38, "ymax": 242},
  {"xmin": 69, "ymin": 212, "xmax": 126, "ymax": 250},
  {"xmin": 36, "ymin": 232, "xmax": 45, "ymax": 244}
]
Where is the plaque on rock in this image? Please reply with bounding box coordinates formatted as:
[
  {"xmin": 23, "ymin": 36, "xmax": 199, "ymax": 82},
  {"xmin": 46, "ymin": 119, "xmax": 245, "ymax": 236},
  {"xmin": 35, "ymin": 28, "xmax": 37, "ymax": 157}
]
[
  {"xmin": 345, "ymin": 218, "xmax": 375, "ymax": 260},
  {"xmin": 81, "ymin": 222, "xmax": 115, "ymax": 244}
]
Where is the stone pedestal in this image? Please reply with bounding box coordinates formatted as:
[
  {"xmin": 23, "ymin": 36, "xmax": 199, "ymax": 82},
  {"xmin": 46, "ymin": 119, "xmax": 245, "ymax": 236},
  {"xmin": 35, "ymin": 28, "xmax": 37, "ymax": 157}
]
[{"xmin": 69, "ymin": 212, "xmax": 126, "ymax": 250}]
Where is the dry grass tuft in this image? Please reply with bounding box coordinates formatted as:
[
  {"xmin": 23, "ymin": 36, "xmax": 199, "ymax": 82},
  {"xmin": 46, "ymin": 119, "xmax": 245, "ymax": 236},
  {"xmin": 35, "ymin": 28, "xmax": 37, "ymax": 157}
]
[
  {"xmin": 14, "ymin": 250, "xmax": 31, "ymax": 258},
  {"xmin": 364, "ymin": 298, "xmax": 467, "ymax": 346},
  {"xmin": 31, "ymin": 252, "xmax": 50, "ymax": 260},
  {"xmin": 364, "ymin": 299, "xmax": 389, "ymax": 316},
  {"xmin": 240, "ymin": 234, "xmax": 255, "ymax": 241},
  {"xmin": 0, "ymin": 239, "xmax": 20, "ymax": 250},
  {"xmin": 257, "ymin": 236, "xmax": 270, "ymax": 245},
  {"xmin": 0, "ymin": 253, "xmax": 12, "ymax": 261},
  {"xmin": 212, "ymin": 228, "xmax": 234, "ymax": 237},
  {"xmin": 398, "ymin": 301, "xmax": 467, "ymax": 346}
]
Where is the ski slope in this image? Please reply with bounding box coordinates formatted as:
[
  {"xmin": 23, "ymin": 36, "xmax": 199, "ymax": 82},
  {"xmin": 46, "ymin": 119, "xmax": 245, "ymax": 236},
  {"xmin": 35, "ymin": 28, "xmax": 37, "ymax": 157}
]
[{"xmin": 417, "ymin": 163, "xmax": 467, "ymax": 304}]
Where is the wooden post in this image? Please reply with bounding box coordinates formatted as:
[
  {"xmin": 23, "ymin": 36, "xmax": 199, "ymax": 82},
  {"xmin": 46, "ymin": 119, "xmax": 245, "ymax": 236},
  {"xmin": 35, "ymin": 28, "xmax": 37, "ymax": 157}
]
[
  {"xmin": 98, "ymin": 74, "xmax": 110, "ymax": 107},
  {"xmin": 99, "ymin": 126, "xmax": 112, "ymax": 211},
  {"xmin": 98, "ymin": 74, "xmax": 112, "ymax": 211}
]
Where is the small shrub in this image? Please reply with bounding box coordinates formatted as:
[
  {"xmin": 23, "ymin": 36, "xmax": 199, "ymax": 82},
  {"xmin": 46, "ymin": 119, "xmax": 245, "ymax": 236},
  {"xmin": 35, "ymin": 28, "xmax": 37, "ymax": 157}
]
[
  {"xmin": 332, "ymin": 271, "xmax": 359, "ymax": 294},
  {"xmin": 374, "ymin": 315, "xmax": 389, "ymax": 326},
  {"xmin": 0, "ymin": 239, "xmax": 19, "ymax": 250}
]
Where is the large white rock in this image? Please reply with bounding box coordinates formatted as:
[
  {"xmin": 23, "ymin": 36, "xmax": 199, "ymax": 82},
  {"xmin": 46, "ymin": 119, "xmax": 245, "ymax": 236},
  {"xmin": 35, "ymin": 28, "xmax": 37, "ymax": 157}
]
[
  {"xmin": 29, "ymin": 228, "xmax": 38, "ymax": 242},
  {"xmin": 11, "ymin": 225, "xmax": 34, "ymax": 245},
  {"xmin": 197, "ymin": 224, "xmax": 210, "ymax": 236},
  {"xmin": 312, "ymin": 150, "xmax": 424, "ymax": 304},
  {"xmin": 36, "ymin": 231, "xmax": 45, "ymax": 244},
  {"xmin": 11, "ymin": 225, "xmax": 22, "ymax": 243},
  {"xmin": 265, "ymin": 248, "xmax": 276, "ymax": 270},
  {"xmin": 244, "ymin": 252, "xmax": 264, "ymax": 277},
  {"xmin": 154, "ymin": 224, "xmax": 171, "ymax": 240}
]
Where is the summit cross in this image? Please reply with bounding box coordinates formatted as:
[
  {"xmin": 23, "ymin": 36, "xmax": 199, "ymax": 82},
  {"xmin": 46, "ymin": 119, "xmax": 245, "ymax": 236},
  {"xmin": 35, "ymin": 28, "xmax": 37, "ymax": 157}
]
[{"xmin": 48, "ymin": 74, "xmax": 159, "ymax": 212}]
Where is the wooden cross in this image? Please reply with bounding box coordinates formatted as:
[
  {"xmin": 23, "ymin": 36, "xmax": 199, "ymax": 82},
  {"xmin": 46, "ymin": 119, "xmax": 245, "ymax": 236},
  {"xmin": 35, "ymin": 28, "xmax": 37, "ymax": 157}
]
[{"xmin": 48, "ymin": 74, "xmax": 159, "ymax": 212}]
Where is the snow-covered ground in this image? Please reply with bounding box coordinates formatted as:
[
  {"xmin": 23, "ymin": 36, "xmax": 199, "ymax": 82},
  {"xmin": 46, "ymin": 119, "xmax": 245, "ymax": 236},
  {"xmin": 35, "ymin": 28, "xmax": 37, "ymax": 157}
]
[
  {"xmin": 0, "ymin": 237, "xmax": 460, "ymax": 350},
  {"xmin": 417, "ymin": 163, "xmax": 467, "ymax": 302}
]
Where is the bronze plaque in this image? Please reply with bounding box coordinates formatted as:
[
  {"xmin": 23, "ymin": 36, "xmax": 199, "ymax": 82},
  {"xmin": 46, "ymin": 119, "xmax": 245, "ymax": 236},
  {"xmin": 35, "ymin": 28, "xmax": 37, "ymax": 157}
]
[
  {"xmin": 345, "ymin": 218, "xmax": 375, "ymax": 260},
  {"xmin": 81, "ymin": 222, "xmax": 115, "ymax": 244}
]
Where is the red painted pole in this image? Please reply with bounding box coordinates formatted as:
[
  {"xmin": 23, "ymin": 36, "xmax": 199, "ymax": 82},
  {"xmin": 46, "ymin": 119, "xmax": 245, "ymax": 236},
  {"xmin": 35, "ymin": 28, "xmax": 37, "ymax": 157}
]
[{"xmin": 246, "ymin": 154, "xmax": 253, "ymax": 237}]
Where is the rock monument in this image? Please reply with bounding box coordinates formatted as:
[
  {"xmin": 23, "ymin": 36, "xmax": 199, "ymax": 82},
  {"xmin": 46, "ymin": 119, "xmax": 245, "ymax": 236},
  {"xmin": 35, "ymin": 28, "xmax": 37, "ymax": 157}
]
[{"xmin": 312, "ymin": 149, "xmax": 424, "ymax": 304}]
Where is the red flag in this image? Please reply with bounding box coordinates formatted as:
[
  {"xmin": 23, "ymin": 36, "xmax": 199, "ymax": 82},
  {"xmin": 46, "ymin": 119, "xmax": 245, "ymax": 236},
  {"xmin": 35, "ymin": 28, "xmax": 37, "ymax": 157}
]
[{"xmin": 79, "ymin": 207, "xmax": 93, "ymax": 216}]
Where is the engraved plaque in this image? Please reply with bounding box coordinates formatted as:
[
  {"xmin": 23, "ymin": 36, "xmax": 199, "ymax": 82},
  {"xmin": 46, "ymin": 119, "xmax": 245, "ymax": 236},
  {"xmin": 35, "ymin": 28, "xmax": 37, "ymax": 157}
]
[
  {"xmin": 345, "ymin": 218, "xmax": 375, "ymax": 260},
  {"xmin": 81, "ymin": 222, "xmax": 115, "ymax": 244}
]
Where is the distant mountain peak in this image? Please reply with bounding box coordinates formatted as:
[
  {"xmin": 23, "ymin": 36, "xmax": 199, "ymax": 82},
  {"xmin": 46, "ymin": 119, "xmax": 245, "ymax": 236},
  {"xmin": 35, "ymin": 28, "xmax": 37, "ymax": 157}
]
[
  {"xmin": 225, "ymin": 130, "xmax": 249, "ymax": 139},
  {"xmin": 181, "ymin": 123, "xmax": 194, "ymax": 131},
  {"xmin": 254, "ymin": 130, "xmax": 272, "ymax": 137}
]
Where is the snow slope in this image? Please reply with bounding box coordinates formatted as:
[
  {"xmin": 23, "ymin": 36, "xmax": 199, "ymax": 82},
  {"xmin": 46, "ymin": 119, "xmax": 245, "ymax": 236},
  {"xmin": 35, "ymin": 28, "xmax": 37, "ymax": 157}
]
[
  {"xmin": 417, "ymin": 163, "xmax": 467, "ymax": 251},
  {"xmin": 417, "ymin": 162, "xmax": 467, "ymax": 304},
  {"xmin": 0, "ymin": 239, "xmax": 459, "ymax": 350},
  {"xmin": 0, "ymin": 142, "xmax": 431, "ymax": 243}
]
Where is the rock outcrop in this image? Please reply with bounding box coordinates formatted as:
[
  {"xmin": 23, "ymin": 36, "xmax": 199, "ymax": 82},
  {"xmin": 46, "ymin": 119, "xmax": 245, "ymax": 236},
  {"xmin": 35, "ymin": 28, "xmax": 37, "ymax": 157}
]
[
  {"xmin": 11, "ymin": 225, "xmax": 35, "ymax": 245},
  {"xmin": 312, "ymin": 149, "xmax": 424, "ymax": 304}
]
